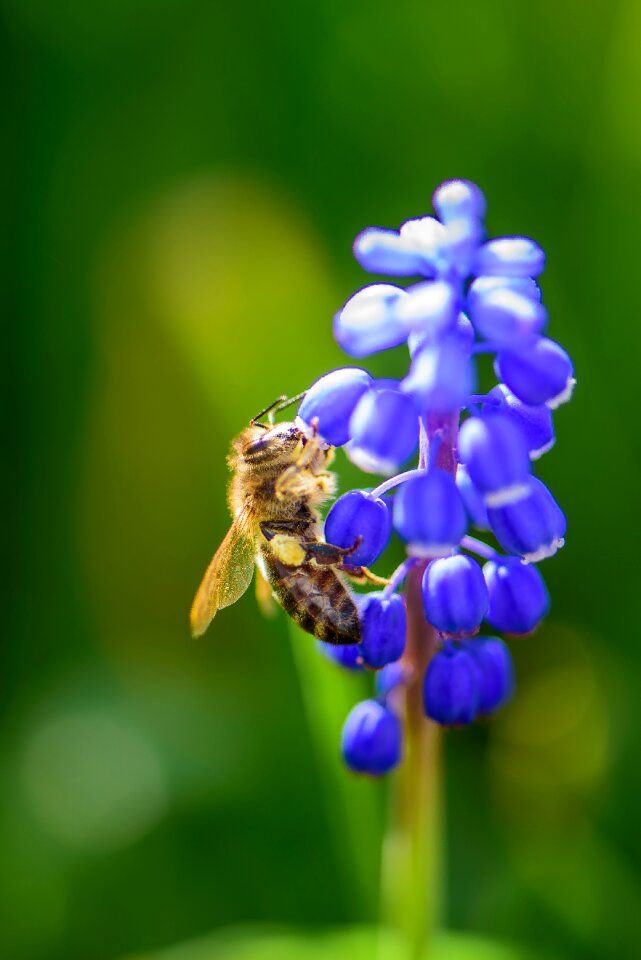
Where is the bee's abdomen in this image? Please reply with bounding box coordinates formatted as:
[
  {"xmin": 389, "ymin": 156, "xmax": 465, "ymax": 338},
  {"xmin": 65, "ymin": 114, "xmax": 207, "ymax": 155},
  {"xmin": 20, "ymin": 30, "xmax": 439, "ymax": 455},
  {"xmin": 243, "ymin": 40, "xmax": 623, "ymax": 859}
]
[{"xmin": 261, "ymin": 551, "xmax": 360, "ymax": 645}]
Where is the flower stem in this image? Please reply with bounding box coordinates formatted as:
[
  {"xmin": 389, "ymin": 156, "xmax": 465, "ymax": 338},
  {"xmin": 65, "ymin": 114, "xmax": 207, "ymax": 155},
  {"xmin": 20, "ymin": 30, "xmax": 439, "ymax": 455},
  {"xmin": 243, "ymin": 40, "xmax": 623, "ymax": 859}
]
[
  {"xmin": 383, "ymin": 557, "xmax": 418, "ymax": 599},
  {"xmin": 460, "ymin": 534, "xmax": 499, "ymax": 561},
  {"xmin": 370, "ymin": 468, "xmax": 427, "ymax": 500},
  {"xmin": 380, "ymin": 563, "xmax": 443, "ymax": 960},
  {"xmin": 380, "ymin": 414, "xmax": 456, "ymax": 960}
]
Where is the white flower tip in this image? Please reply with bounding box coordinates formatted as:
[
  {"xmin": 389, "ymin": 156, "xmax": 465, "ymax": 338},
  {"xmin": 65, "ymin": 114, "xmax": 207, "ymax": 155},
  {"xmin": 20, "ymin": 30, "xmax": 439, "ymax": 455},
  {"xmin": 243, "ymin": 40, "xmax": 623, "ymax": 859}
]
[
  {"xmin": 529, "ymin": 437, "xmax": 556, "ymax": 461},
  {"xmin": 399, "ymin": 216, "xmax": 445, "ymax": 255},
  {"xmin": 484, "ymin": 483, "xmax": 530, "ymax": 508},
  {"xmin": 547, "ymin": 378, "xmax": 576, "ymax": 410},
  {"xmin": 407, "ymin": 543, "xmax": 456, "ymax": 559},
  {"xmin": 523, "ymin": 538, "xmax": 565, "ymax": 564}
]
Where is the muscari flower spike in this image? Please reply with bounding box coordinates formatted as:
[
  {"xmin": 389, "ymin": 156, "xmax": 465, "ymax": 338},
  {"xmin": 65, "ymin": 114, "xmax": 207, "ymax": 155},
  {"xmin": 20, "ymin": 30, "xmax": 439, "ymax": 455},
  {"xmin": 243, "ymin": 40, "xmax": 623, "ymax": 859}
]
[{"xmin": 294, "ymin": 178, "xmax": 574, "ymax": 775}]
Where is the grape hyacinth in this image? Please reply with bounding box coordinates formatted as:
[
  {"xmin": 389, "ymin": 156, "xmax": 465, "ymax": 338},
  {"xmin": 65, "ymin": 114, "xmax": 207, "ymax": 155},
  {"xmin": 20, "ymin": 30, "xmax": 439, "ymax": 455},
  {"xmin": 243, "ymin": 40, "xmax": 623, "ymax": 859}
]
[{"xmin": 295, "ymin": 178, "xmax": 574, "ymax": 778}]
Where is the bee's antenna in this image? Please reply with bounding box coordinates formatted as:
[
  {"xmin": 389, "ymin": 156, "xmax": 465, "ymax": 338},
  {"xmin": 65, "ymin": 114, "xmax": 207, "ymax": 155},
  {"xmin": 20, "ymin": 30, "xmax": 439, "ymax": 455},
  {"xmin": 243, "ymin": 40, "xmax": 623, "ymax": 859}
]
[
  {"xmin": 251, "ymin": 396, "xmax": 287, "ymax": 427},
  {"xmin": 271, "ymin": 391, "xmax": 306, "ymax": 422},
  {"xmin": 251, "ymin": 392, "xmax": 307, "ymax": 427}
]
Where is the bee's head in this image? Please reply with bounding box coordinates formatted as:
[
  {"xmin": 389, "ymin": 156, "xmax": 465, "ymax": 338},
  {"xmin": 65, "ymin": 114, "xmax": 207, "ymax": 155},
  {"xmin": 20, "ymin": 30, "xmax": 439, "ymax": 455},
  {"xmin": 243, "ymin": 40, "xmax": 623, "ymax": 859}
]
[
  {"xmin": 233, "ymin": 421, "xmax": 303, "ymax": 467},
  {"xmin": 232, "ymin": 419, "xmax": 333, "ymax": 471}
]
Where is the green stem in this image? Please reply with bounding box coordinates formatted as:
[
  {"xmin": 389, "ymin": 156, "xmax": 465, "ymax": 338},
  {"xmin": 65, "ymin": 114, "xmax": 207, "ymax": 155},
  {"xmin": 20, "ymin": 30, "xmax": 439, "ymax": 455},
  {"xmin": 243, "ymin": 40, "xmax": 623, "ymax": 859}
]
[
  {"xmin": 380, "ymin": 564, "xmax": 443, "ymax": 960},
  {"xmin": 380, "ymin": 411, "xmax": 456, "ymax": 960}
]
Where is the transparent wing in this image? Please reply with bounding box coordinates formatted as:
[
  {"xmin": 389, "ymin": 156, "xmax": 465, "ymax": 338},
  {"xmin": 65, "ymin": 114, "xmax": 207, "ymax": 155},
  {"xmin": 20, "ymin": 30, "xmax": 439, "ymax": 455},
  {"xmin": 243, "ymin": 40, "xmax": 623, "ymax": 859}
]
[{"xmin": 190, "ymin": 507, "xmax": 256, "ymax": 637}]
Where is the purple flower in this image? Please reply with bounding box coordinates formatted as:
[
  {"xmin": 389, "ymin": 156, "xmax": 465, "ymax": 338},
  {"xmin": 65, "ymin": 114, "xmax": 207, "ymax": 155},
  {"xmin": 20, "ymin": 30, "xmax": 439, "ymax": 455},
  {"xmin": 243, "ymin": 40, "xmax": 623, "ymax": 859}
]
[
  {"xmin": 484, "ymin": 384, "xmax": 555, "ymax": 460},
  {"xmin": 393, "ymin": 471, "xmax": 467, "ymax": 557},
  {"xmin": 297, "ymin": 368, "xmax": 372, "ymax": 446},
  {"xmin": 423, "ymin": 642, "xmax": 481, "ymax": 725},
  {"xmin": 348, "ymin": 387, "xmax": 419, "ymax": 474},
  {"xmin": 402, "ymin": 336, "xmax": 475, "ymax": 414},
  {"xmin": 317, "ymin": 642, "xmax": 364, "ymax": 671},
  {"xmin": 458, "ymin": 412, "xmax": 531, "ymax": 507},
  {"xmin": 467, "ymin": 637, "xmax": 515, "ymax": 713},
  {"xmin": 342, "ymin": 700, "xmax": 402, "ymax": 775},
  {"xmin": 324, "ymin": 490, "xmax": 391, "ymax": 567},
  {"xmin": 422, "ymin": 555, "xmax": 489, "ymax": 635},
  {"xmin": 483, "ymin": 556, "xmax": 550, "ymax": 634},
  {"xmin": 289, "ymin": 178, "xmax": 574, "ymax": 772},
  {"xmin": 487, "ymin": 476, "xmax": 566, "ymax": 562},
  {"xmin": 358, "ymin": 593, "xmax": 406, "ymax": 668},
  {"xmin": 495, "ymin": 337, "xmax": 575, "ymax": 409}
]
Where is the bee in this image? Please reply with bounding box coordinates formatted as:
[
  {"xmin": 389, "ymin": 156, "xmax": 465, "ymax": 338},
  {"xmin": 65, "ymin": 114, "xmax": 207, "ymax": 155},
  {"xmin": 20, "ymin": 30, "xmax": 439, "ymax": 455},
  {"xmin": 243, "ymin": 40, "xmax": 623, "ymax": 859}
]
[{"xmin": 190, "ymin": 396, "xmax": 385, "ymax": 643}]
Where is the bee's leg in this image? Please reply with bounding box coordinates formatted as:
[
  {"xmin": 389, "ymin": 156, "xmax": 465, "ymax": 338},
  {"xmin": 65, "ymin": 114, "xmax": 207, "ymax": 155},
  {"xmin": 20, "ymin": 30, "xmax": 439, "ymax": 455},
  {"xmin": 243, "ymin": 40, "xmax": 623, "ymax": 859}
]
[
  {"xmin": 342, "ymin": 565, "xmax": 391, "ymax": 587},
  {"xmin": 276, "ymin": 467, "xmax": 335, "ymax": 503},
  {"xmin": 303, "ymin": 536, "xmax": 363, "ymax": 566},
  {"xmin": 259, "ymin": 519, "xmax": 312, "ymax": 541},
  {"xmin": 268, "ymin": 533, "xmax": 308, "ymax": 567},
  {"xmin": 274, "ymin": 464, "xmax": 309, "ymax": 499},
  {"xmin": 303, "ymin": 541, "xmax": 391, "ymax": 585},
  {"xmin": 275, "ymin": 428, "xmax": 334, "ymax": 499},
  {"xmin": 302, "ymin": 424, "xmax": 335, "ymax": 477}
]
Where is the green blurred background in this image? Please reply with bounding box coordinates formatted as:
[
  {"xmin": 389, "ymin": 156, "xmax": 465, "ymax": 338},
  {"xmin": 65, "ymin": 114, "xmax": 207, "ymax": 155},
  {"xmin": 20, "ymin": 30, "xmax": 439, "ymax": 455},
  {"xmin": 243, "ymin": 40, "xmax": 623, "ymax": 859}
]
[{"xmin": 4, "ymin": 1, "xmax": 641, "ymax": 958}]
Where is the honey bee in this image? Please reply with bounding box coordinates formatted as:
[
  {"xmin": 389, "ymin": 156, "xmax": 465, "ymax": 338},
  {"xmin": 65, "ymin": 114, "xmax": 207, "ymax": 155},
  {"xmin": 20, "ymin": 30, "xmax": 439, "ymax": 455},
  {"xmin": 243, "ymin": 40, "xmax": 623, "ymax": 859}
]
[{"xmin": 190, "ymin": 396, "xmax": 384, "ymax": 643}]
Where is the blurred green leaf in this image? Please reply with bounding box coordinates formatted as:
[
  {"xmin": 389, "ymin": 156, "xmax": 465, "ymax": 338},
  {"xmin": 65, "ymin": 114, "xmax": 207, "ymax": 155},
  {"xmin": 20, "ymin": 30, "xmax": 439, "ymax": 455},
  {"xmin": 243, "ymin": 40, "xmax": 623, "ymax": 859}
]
[
  {"xmin": 288, "ymin": 625, "xmax": 381, "ymax": 917},
  {"xmin": 125, "ymin": 924, "xmax": 558, "ymax": 960}
]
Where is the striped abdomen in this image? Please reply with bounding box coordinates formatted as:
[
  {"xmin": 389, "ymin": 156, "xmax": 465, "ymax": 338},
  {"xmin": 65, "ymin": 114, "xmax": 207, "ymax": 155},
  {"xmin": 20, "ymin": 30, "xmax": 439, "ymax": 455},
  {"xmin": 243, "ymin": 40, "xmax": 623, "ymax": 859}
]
[{"xmin": 260, "ymin": 546, "xmax": 360, "ymax": 645}]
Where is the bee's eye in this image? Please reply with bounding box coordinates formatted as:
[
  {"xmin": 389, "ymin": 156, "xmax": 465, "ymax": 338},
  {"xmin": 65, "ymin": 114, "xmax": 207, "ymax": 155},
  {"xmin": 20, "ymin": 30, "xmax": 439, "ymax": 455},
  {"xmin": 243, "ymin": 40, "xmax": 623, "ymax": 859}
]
[{"xmin": 245, "ymin": 435, "xmax": 271, "ymax": 456}]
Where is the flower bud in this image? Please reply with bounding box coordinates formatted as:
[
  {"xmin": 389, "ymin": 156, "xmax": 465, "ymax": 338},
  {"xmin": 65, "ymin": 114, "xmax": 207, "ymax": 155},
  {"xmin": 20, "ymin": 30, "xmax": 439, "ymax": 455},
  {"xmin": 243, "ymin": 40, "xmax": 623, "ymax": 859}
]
[
  {"xmin": 422, "ymin": 555, "xmax": 489, "ymax": 634},
  {"xmin": 484, "ymin": 385, "xmax": 554, "ymax": 460},
  {"xmin": 453, "ymin": 312, "xmax": 476, "ymax": 350},
  {"xmin": 433, "ymin": 179, "xmax": 487, "ymax": 222},
  {"xmin": 441, "ymin": 218, "xmax": 485, "ymax": 280},
  {"xmin": 440, "ymin": 217, "xmax": 486, "ymax": 276},
  {"xmin": 467, "ymin": 636, "xmax": 515, "ymax": 713},
  {"xmin": 487, "ymin": 476, "xmax": 566, "ymax": 562},
  {"xmin": 407, "ymin": 311, "xmax": 474, "ymax": 357},
  {"xmin": 483, "ymin": 556, "xmax": 550, "ymax": 634},
  {"xmin": 394, "ymin": 280, "xmax": 458, "ymax": 340},
  {"xmin": 467, "ymin": 275, "xmax": 542, "ymax": 309},
  {"xmin": 324, "ymin": 489, "xmax": 391, "ymax": 568},
  {"xmin": 393, "ymin": 470, "xmax": 467, "ymax": 557},
  {"xmin": 297, "ymin": 368, "xmax": 372, "ymax": 446},
  {"xmin": 473, "ymin": 236, "xmax": 545, "ymax": 278},
  {"xmin": 402, "ymin": 337, "xmax": 475, "ymax": 413},
  {"xmin": 495, "ymin": 337, "xmax": 575, "ymax": 409},
  {"xmin": 423, "ymin": 642, "xmax": 481, "ymax": 725},
  {"xmin": 317, "ymin": 642, "xmax": 363, "ymax": 671},
  {"xmin": 353, "ymin": 227, "xmax": 431, "ymax": 277},
  {"xmin": 456, "ymin": 465, "xmax": 490, "ymax": 530},
  {"xmin": 347, "ymin": 388, "xmax": 418, "ymax": 474},
  {"xmin": 358, "ymin": 592, "xmax": 406, "ymax": 668},
  {"xmin": 334, "ymin": 284, "xmax": 409, "ymax": 357},
  {"xmin": 458, "ymin": 412, "xmax": 531, "ymax": 507},
  {"xmin": 468, "ymin": 284, "xmax": 547, "ymax": 346},
  {"xmin": 341, "ymin": 699, "xmax": 402, "ymax": 775},
  {"xmin": 399, "ymin": 216, "xmax": 446, "ymax": 265}
]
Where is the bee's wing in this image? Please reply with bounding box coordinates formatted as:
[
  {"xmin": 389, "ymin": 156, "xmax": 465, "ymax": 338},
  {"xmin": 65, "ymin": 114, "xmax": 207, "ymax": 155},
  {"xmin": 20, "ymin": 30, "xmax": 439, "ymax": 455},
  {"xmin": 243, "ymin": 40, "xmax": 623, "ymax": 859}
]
[{"xmin": 190, "ymin": 507, "xmax": 256, "ymax": 637}]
